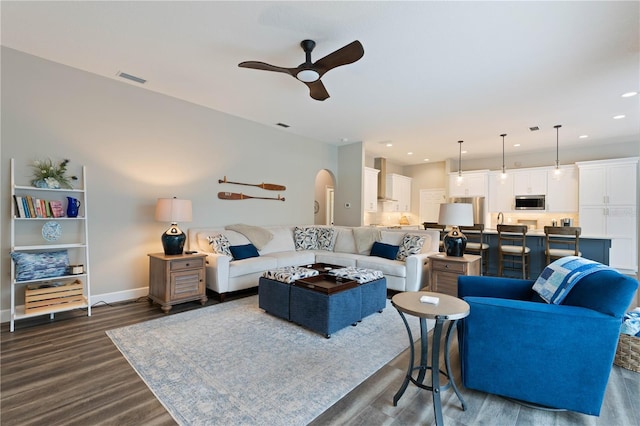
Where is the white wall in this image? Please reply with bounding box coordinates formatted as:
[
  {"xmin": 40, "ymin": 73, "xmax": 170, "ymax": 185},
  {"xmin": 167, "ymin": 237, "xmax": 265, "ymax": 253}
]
[{"xmin": 1, "ymin": 48, "xmax": 339, "ymax": 313}]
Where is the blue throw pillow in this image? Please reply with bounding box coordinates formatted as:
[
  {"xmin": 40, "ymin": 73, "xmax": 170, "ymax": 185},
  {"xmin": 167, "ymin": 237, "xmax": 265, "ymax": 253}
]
[
  {"xmin": 11, "ymin": 250, "xmax": 70, "ymax": 281},
  {"xmin": 370, "ymin": 241, "xmax": 400, "ymax": 260},
  {"xmin": 229, "ymin": 244, "xmax": 260, "ymax": 260}
]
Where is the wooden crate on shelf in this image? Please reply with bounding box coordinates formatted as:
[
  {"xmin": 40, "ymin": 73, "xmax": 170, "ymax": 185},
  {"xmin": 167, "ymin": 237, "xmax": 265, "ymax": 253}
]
[{"xmin": 25, "ymin": 280, "xmax": 84, "ymax": 314}]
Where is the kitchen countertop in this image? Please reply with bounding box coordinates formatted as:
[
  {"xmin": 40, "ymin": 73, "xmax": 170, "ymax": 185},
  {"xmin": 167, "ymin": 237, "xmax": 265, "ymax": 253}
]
[{"xmin": 483, "ymin": 228, "xmax": 609, "ymax": 240}]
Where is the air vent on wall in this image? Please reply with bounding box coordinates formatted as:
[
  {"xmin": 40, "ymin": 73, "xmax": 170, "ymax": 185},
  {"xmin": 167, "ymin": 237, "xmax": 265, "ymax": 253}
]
[
  {"xmin": 529, "ymin": 126, "xmax": 540, "ymax": 131},
  {"xmin": 276, "ymin": 123, "xmax": 290, "ymax": 128},
  {"xmin": 117, "ymin": 71, "xmax": 147, "ymax": 84}
]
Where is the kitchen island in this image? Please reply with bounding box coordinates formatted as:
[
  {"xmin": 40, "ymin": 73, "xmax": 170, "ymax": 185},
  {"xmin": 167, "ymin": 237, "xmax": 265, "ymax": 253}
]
[{"xmin": 481, "ymin": 229, "xmax": 611, "ymax": 278}]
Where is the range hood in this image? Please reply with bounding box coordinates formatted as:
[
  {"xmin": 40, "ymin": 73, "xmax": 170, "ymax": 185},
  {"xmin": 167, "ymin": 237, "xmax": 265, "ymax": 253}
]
[{"xmin": 374, "ymin": 157, "xmax": 397, "ymax": 202}]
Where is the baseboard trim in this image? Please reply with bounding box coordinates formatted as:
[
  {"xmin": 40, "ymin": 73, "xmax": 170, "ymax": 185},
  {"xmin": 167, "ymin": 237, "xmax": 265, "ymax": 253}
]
[{"xmin": 1, "ymin": 287, "xmax": 149, "ymax": 324}]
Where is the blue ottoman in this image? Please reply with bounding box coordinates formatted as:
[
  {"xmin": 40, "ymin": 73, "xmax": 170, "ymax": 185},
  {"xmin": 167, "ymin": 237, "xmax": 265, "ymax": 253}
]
[
  {"xmin": 259, "ymin": 266, "xmax": 319, "ymax": 321},
  {"xmin": 290, "ymin": 275, "xmax": 362, "ymax": 338},
  {"xmin": 329, "ymin": 267, "xmax": 387, "ymax": 319}
]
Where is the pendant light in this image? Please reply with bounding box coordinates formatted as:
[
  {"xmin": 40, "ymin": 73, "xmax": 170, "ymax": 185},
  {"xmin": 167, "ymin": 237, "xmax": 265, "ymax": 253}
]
[
  {"xmin": 456, "ymin": 140, "xmax": 464, "ymax": 184},
  {"xmin": 500, "ymin": 133, "xmax": 507, "ymax": 179},
  {"xmin": 553, "ymin": 124, "xmax": 562, "ymax": 178}
]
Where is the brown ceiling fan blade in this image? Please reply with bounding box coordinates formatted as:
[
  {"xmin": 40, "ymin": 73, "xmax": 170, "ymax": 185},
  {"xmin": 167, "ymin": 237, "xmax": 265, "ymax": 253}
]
[
  {"xmin": 305, "ymin": 80, "xmax": 330, "ymax": 101},
  {"xmin": 238, "ymin": 61, "xmax": 295, "ymax": 77},
  {"xmin": 312, "ymin": 40, "xmax": 364, "ymax": 76}
]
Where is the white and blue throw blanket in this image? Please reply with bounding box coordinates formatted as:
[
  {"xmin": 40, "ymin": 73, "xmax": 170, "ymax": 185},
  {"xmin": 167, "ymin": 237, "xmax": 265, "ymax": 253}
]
[
  {"xmin": 532, "ymin": 256, "xmax": 612, "ymax": 304},
  {"xmin": 621, "ymin": 311, "xmax": 640, "ymax": 336}
]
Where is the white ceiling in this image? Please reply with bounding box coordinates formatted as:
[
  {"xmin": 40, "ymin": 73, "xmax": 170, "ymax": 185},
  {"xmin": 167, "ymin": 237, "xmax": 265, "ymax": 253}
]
[{"xmin": 2, "ymin": 1, "xmax": 638, "ymax": 165}]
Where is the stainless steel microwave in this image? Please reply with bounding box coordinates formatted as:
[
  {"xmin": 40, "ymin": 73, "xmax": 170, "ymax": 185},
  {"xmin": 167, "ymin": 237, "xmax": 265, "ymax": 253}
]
[{"xmin": 515, "ymin": 195, "xmax": 545, "ymax": 210}]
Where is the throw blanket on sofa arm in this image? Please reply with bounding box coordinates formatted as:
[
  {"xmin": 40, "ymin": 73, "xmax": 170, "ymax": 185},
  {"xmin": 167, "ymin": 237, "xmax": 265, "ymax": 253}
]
[
  {"xmin": 532, "ymin": 256, "xmax": 613, "ymax": 304},
  {"xmin": 225, "ymin": 224, "xmax": 273, "ymax": 250}
]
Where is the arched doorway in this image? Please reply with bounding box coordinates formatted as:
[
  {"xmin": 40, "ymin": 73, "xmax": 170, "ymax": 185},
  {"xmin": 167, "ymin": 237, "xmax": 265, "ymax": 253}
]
[{"xmin": 314, "ymin": 169, "xmax": 335, "ymax": 225}]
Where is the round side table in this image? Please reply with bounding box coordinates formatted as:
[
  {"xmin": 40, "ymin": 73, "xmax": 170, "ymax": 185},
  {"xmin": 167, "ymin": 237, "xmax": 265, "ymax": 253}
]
[{"xmin": 391, "ymin": 291, "xmax": 469, "ymax": 426}]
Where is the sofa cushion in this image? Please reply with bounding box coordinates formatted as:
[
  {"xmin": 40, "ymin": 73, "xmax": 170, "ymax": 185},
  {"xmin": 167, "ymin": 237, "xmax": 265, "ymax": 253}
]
[
  {"xmin": 356, "ymin": 257, "xmax": 407, "ymax": 277},
  {"xmin": 354, "ymin": 227, "xmax": 381, "ymax": 254},
  {"xmin": 207, "ymin": 234, "xmax": 232, "ymax": 256},
  {"xmin": 370, "ymin": 241, "xmax": 400, "ymax": 260},
  {"xmin": 266, "ymin": 251, "xmax": 316, "ymax": 267},
  {"xmin": 333, "ymin": 228, "xmax": 357, "ymax": 253},
  {"xmin": 259, "ymin": 226, "xmax": 296, "ymax": 254},
  {"xmin": 229, "ymin": 244, "xmax": 260, "ymax": 260},
  {"xmin": 315, "ymin": 252, "xmax": 360, "ymax": 267},
  {"xmin": 396, "ymin": 233, "xmax": 425, "ymax": 261},
  {"xmin": 294, "ymin": 226, "xmax": 318, "ymax": 250},
  {"xmin": 229, "ymin": 257, "xmax": 278, "ymax": 278},
  {"xmin": 225, "ymin": 224, "xmax": 273, "ymax": 250},
  {"xmin": 262, "ymin": 266, "xmax": 319, "ymax": 283}
]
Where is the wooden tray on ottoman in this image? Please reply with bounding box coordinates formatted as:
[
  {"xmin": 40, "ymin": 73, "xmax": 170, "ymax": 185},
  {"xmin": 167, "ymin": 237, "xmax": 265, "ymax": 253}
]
[{"xmin": 294, "ymin": 274, "xmax": 357, "ymax": 294}]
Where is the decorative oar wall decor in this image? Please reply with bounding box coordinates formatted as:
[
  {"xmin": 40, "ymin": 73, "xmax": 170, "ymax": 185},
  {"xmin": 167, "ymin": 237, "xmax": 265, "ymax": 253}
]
[
  {"xmin": 218, "ymin": 192, "xmax": 285, "ymax": 202},
  {"xmin": 218, "ymin": 176, "xmax": 286, "ymax": 191}
]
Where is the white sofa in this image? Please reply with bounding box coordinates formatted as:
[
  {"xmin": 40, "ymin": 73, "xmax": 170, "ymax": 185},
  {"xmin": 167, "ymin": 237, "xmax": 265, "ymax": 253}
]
[{"xmin": 187, "ymin": 225, "xmax": 440, "ymax": 301}]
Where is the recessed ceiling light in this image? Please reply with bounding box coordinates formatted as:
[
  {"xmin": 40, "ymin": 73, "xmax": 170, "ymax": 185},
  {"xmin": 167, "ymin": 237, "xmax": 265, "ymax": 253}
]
[
  {"xmin": 423, "ymin": 158, "xmax": 430, "ymax": 162},
  {"xmin": 579, "ymin": 135, "xmax": 589, "ymax": 139},
  {"xmin": 513, "ymin": 144, "xmax": 521, "ymax": 147},
  {"xmin": 386, "ymin": 143, "xmax": 393, "ymax": 147},
  {"xmin": 621, "ymin": 91, "xmax": 638, "ymax": 98},
  {"xmin": 407, "ymin": 152, "xmax": 413, "ymax": 155},
  {"xmin": 461, "ymin": 150, "xmax": 467, "ymax": 154},
  {"xmin": 613, "ymin": 115, "xmax": 626, "ymax": 120}
]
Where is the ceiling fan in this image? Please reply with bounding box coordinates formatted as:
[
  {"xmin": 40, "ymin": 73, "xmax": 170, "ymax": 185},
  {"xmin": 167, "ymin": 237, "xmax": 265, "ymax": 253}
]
[{"xmin": 238, "ymin": 39, "xmax": 364, "ymax": 101}]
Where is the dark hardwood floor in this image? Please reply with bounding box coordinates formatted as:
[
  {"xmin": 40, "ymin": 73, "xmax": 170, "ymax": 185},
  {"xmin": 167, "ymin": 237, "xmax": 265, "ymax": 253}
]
[{"xmin": 2, "ymin": 291, "xmax": 639, "ymax": 426}]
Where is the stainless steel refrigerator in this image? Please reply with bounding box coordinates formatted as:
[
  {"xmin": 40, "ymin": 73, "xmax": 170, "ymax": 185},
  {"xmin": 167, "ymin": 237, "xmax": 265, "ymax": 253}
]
[{"xmin": 449, "ymin": 197, "xmax": 485, "ymax": 225}]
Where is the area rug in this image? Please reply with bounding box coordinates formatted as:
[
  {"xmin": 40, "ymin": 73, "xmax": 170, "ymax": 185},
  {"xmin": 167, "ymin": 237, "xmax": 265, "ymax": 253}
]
[{"xmin": 106, "ymin": 295, "xmax": 427, "ymax": 425}]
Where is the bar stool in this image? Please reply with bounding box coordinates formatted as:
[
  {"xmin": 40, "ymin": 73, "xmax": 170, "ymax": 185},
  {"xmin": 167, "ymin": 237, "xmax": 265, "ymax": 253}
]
[
  {"xmin": 460, "ymin": 224, "xmax": 489, "ymax": 275},
  {"xmin": 497, "ymin": 224, "xmax": 531, "ymax": 279},
  {"xmin": 544, "ymin": 226, "xmax": 581, "ymax": 265},
  {"xmin": 423, "ymin": 222, "xmax": 446, "ymax": 252}
]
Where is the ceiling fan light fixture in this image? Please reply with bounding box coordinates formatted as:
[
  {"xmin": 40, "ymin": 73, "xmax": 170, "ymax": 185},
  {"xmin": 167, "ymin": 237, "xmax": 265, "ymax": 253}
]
[{"xmin": 296, "ymin": 69, "xmax": 320, "ymax": 83}]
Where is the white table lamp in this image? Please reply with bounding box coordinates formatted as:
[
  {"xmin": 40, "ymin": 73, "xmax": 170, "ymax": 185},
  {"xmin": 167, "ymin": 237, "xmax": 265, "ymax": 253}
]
[
  {"xmin": 155, "ymin": 197, "xmax": 192, "ymax": 255},
  {"xmin": 438, "ymin": 203, "xmax": 474, "ymax": 257}
]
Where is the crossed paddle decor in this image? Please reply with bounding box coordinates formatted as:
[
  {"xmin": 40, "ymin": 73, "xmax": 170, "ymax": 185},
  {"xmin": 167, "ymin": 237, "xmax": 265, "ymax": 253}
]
[{"xmin": 218, "ymin": 176, "xmax": 286, "ymax": 202}]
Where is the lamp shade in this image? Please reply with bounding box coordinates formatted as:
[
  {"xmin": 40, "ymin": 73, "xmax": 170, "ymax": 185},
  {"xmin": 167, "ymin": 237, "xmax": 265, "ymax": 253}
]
[
  {"xmin": 155, "ymin": 198, "xmax": 192, "ymax": 255},
  {"xmin": 438, "ymin": 203, "xmax": 473, "ymax": 227},
  {"xmin": 155, "ymin": 198, "xmax": 192, "ymax": 223}
]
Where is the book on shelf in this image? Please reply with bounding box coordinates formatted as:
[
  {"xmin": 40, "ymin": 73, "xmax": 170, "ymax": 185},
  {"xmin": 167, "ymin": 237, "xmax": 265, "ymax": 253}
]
[
  {"xmin": 34, "ymin": 198, "xmax": 43, "ymax": 218},
  {"xmin": 13, "ymin": 196, "xmax": 26, "ymax": 218},
  {"xmin": 21, "ymin": 197, "xmax": 31, "ymax": 218},
  {"xmin": 50, "ymin": 200, "xmax": 64, "ymax": 218},
  {"xmin": 25, "ymin": 196, "xmax": 36, "ymax": 218}
]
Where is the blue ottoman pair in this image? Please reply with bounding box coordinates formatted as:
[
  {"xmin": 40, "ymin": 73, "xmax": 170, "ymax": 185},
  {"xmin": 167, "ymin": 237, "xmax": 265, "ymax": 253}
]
[{"xmin": 258, "ymin": 266, "xmax": 386, "ymax": 338}]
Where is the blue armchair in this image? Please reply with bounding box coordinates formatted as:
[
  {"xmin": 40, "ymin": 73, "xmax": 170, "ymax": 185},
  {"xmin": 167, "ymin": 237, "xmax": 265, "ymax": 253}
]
[{"xmin": 457, "ymin": 270, "xmax": 638, "ymax": 416}]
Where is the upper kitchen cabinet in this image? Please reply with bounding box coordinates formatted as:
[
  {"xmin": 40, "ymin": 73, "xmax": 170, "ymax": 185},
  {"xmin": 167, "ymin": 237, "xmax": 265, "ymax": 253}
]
[
  {"xmin": 546, "ymin": 165, "xmax": 578, "ymax": 212},
  {"xmin": 513, "ymin": 169, "xmax": 547, "ymax": 195},
  {"xmin": 384, "ymin": 173, "xmax": 412, "ymax": 212},
  {"xmin": 364, "ymin": 167, "xmax": 379, "ymax": 213},
  {"xmin": 578, "ymin": 158, "xmax": 637, "ymax": 206},
  {"xmin": 576, "ymin": 157, "xmax": 638, "ymax": 272},
  {"xmin": 449, "ymin": 171, "xmax": 489, "ymax": 197},
  {"xmin": 488, "ymin": 171, "xmax": 514, "ymax": 212}
]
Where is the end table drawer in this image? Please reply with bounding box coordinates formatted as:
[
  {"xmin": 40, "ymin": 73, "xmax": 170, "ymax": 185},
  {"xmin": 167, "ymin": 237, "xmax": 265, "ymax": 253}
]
[
  {"xmin": 432, "ymin": 260, "xmax": 466, "ymax": 274},
  {"xmin": 170, "ymin": 257, "xmax": 204, "ymax": 271}
]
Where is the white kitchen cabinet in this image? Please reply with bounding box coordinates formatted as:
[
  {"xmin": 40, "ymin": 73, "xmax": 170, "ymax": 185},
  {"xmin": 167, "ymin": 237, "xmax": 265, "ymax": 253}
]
[
  {"xmin": 577, "ymin": 157, "xmax": 638, "ymax": 272},
  {"xmin": 449, "ymin": 171, "xmax": 488, "ymax": 197},
  {"xmin": 546, "ymin": 165, "xmax": 578, "ymax": 212},
  {"xmin": 364, "ymin": 167, "xmax": 379, "ymax": 213},
  {"xmin": 488, "ymin": 171, "xmax": 514, "ymax": 212},
  {"xmin": 513, "ymin": 169, "xmax": 547, "ymax": 195},
  {"xmin": 383, "ymin": 173, "xmax": 412, "ymax": 212}
]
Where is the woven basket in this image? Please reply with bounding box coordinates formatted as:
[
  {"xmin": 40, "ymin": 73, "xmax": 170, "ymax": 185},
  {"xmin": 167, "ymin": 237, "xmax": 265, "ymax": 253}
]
[{"xmin": 614, "ymin": 333, "xmax": 640, "ymax": 373}]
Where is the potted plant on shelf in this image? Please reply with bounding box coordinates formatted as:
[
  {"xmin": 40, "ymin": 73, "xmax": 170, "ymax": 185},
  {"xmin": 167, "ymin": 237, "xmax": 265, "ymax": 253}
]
[{"xmin": 31, "ymin": 158, "xmax": 78, "ymax": 189}]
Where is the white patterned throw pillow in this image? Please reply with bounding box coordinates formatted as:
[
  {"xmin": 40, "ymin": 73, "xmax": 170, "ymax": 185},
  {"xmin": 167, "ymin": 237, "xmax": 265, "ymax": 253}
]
[
  {"xmin": 396, "ymin": 234, "xmax": 425, "ymax": 261},
  {"xmin": 294, "ymin": 226, "xmax": 318, "ymax": 250},
  {"xmin": 316, "ymin": 227, "xmax": 335, "ymax": 251},
  {"xmin": 207, "ymin": 234, "xmax": 232, "ymax": 257}
]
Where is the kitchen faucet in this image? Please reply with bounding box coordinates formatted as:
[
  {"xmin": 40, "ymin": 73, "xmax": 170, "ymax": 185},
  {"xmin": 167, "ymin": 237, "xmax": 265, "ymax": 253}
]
[{"xmin": 497, "ymin": 212, "xmax": 504, "ymax": 225}]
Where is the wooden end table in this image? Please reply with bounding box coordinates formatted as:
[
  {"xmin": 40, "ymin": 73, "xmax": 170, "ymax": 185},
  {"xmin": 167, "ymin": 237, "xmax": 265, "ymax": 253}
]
[
  {"xmin": 429, "ymin": 253, "xmax": 481, "ymax": 296},
  {"xmin": 147, "ymin": 252, "xmax": 207, "ymax": 313}
]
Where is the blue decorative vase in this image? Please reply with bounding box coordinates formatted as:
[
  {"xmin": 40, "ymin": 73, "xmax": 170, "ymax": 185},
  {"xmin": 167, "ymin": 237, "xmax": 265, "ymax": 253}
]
[{"xmin": 66, "ymin": 197, "xmax": 81, "ymax": 218}]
